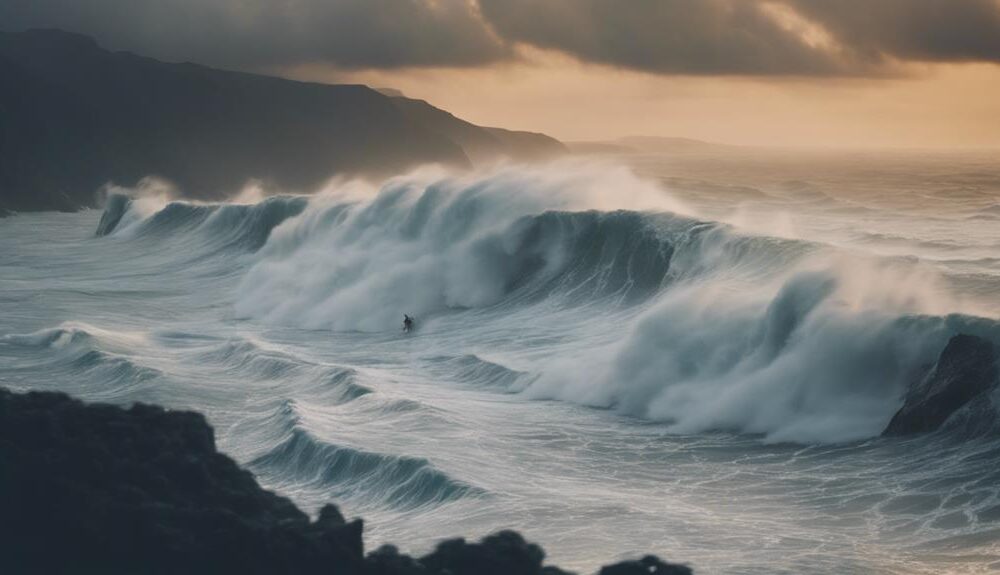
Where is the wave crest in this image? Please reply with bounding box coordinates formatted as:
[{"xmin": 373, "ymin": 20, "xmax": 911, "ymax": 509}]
[
  {"xmin": 525, "ymin": 262, "xmax": 1000, "ymax": 443},
  {"xmin": 96, "ymin": 193, "xmax": 307, "ymax": 252},
  {"xmin": 251, "ymin": 426, "xmax": 482, "ymax": 509},
  {"xmin": 234, "ymin": 167, "xmax": 695, "ymax": 331}
]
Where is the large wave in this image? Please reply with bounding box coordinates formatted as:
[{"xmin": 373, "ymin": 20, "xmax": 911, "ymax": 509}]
[
  {"xmin": 233, "ymin": 163, "xmax": 692, "ymax": 330},
  {"xmin": 93, "ymin": 163, "xmax": 1000, "ymax": 444},
  {"xmin": 525, "ymin": 265, "xmax": 1000, "ymax": 443}
]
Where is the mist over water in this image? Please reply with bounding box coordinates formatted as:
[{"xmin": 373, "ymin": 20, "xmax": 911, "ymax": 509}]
[{"xmin": 2, "ymin": 154, "xmax": 999, "ymax": 573}]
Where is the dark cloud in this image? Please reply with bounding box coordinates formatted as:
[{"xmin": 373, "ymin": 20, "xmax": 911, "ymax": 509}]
[
  {"xmin": 476, "ymin": 0, "xmax": 849, "ymax": 75},
  {"xmin": 478, "ymin": 0, "xmax": 1000, "ymax": 75},
  {"xmin": 0, "ymin": 0, "xmax": 509, "ymax": 69},
  {"xmin": 788, "ymin": 0, "xmax": 1000, "ymax": 64},
  {"xmin": 2, "ymin": 0, "xmax": 1000, "ymax": 75}
]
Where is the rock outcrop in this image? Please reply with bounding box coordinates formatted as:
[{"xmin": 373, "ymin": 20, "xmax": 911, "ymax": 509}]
[
  {"xmin": 884, "ymin": 334, "xmax": 999, "ymax": 436},
  {"xmin": 0, "ymin": 388, "xmax": 689, "ymax": 575}
]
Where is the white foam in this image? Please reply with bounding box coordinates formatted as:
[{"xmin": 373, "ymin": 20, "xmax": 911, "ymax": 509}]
[
  {"xmin": 524, "ymin": 254, "xmax": 983, "ymax": 443},
  {"xmin": 234, "ymin": 162, "xmax": 692, "ymax": 331}
]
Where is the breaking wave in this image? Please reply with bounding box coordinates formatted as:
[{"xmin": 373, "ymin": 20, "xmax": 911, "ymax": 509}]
[
  {"xmin": 91, "ymin": 164, "xmax": 1000, "ymax": 444},
  {"xmin": 526, "ymin": 271, "xmax": 1000, "ymax": 443},
  {"xmin": 1, "ymin": 323, "xmax": 162, "ymax": 397},
  {"xmin": 97, "ymin": 192, "xmax": 308, "ymax": 252},
  {"xmin": 250, "ymin": 400, "xmax": 483, "ymax": 509}
]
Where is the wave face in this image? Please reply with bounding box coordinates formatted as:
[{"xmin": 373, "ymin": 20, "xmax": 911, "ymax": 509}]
[
  {"xmin": 233, "ymin": 164, "xmax": 690, "ymax": 331},
  {"xmin": 98, "ymin": 191, "xmax": 308, "ymax": 252},
  {"xmin": 5, "ymin": 157, "xmax": 1000, "ymax": 574},
  {"xmin": 528, "ymin": 271, "xmax": 999, "ymax": 443},
  {"xmin": 237, "ymin": 206, "xmax": 682, "ymax": 331},
  {"xmin": 250, "ymin": 400, "xmax": 482, "ymax": 510},
  {"xmin": 95, "ymin": 163, "xmax": 1000, "ymax": 444},
  {"xmin": 196, "ymin": 166, "xmax": 999, "ymax": 444}
]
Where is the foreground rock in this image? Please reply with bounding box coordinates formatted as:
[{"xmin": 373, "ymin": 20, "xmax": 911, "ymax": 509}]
[
  {"xmin": 0, "ymin": 388, "xmax": 690, "ymax": 575},
  {"xmin": 884, "ymin": 334, "xmax": 999, "ymax": 436}
]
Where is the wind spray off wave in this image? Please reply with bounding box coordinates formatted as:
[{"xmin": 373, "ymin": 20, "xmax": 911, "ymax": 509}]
[
  {"xmin": 111, "ymin": 162, "xmax": 993, "ymax": 445},
  {"xmin": 233, "ymin": 163, "xmax": 691, "ymax": 331}
]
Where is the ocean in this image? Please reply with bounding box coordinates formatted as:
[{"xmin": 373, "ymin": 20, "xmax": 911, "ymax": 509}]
[{"xmin": 2, "ymin": 150, "xmax": 999, "ymax": 574}]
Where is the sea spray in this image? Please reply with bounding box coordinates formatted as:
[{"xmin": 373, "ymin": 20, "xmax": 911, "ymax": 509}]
[
  {"xmin": 88, "ymin": 162, "xmax": 1000, "ymax": 444},
  {"xmin": 234, "ymin": 163, "xmax": 692, "ymax": 331}
]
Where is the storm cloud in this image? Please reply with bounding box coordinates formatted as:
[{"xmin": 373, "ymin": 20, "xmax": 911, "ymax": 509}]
[
  {"xmin": 477, "ymin": 0, "xmax": 848, "ymax": 75},
  {"xmin": 788, "ymin": 0, "xmax": 1000, "ymax": 64},
  {"xmin": 2, "ymin": 0, "xmax": 1000, "ymax": 75},
  {"xmin": 0, "ymin": 0, "xmax": 508, "ymax": 69}
]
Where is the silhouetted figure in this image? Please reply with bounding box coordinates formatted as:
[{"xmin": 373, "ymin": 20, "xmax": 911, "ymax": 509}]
[{"xmin": 403, "ymin": 314, "xmax": 414, "ymax": 333}]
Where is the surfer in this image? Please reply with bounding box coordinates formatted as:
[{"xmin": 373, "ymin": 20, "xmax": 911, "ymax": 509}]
[{"xmin": 403, "ymin": 314, "xmax": 414, "ymax": 333}]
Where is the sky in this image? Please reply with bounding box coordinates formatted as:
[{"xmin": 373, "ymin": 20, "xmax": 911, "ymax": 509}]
[{"xmin": 4, "ymin": 0, "xmax": 1000, "ymax": 148}]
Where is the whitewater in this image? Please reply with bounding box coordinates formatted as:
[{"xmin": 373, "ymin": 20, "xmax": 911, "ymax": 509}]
[{"xmin": 2, "ymin": 151, "xmax": 999, "ymax": 574}]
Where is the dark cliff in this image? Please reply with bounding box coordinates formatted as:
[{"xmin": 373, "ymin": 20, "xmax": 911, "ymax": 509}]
[
  {"xmin": 0, "ymin": 29, "xmax": 564, "ymax": 214},
  {"xmin": 388, "ymin": 96, "xmax": 565, "ymax": 165}
]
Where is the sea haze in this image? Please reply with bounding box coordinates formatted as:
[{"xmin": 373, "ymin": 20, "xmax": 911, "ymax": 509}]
[{"xmin": 1, "ymin": 151, "xmax": 999, "ymax": 574}]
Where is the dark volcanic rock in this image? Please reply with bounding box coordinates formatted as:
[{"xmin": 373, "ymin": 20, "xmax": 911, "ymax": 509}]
[
  {"xmin": 0, "ymin": 387, "xmax": 689, "ymax": 575},
  {"xmin": 599, "ymin": 555, "xmax": 694, "ymax": 575},
  {"xmin": 884, "ymin": 334, "xmax": 999, "ymax": 436},
  {"xmin": 370, "ymin": 532, "xmax": 574, "ymax": 575},
  {"xmin": 0, "ymin": 388, "xmax": 366, "ymax": 574},
  {"xmin": 418, "ymin": 531, "xmax": 569, "ymax": 575}
]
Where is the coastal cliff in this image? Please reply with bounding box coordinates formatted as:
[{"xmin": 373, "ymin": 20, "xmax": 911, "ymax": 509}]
[{"xmin": 0, "ymin": 29, "xmax": 564, "ymax": 214}]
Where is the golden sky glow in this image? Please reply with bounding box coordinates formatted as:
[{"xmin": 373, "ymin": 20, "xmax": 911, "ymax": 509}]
[
  {"xmin": 280, "ymin": 50, "xmax": 1000, "ymax": 149},
  {"xmin": 7, "ymin": 0, "xmax": 1000, "ymax": 148}
]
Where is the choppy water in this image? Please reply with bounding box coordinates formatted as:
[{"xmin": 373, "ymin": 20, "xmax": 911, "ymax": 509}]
[{"xmin": 2, "ymin": 153, "xmax": 999, "ymax": 574}]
